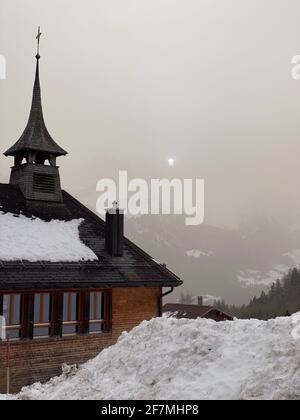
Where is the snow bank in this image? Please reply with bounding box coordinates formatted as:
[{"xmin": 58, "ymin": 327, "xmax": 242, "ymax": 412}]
[
  {"xmin": 11, "ymin": 315, "xmax": 300, "ymax": 400},
  {"xmin": 0, "ymin": 212, "xmax": 97, "ymax": 262}
]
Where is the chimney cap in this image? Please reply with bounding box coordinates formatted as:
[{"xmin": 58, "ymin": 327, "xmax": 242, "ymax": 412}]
[{"xmin": 106, "ymin": 205, "xmax": 124, "ymax": 215}]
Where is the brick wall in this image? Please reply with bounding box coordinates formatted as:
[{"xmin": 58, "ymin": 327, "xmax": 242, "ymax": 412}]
[{"xmin": 0, "ymin": 287, "xmax": 161, "ymax": 394}]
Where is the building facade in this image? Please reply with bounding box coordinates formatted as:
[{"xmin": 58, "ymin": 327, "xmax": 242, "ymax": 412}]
[{"xmin": 0, "ymin": 42, "xmax": 182, "ymax": 393}]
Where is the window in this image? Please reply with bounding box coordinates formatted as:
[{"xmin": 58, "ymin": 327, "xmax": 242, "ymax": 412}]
[
  {"xmin": 34, "ymin": 293, "xmax": 51, "ymax": 338},
  {"xmin": 0, "ymin": 289, "xmax": 112, "ymax": 340},
  {"xmin": 89, "ymin": 292, "xmax": 105, "ymax": 333},
  {"xmin": 63, "ymin": 293, "xmax": 79, "ymax": 335},
  {"xmin": 2, "ymin": 294, "xmax": 22, "ymax": 340}
]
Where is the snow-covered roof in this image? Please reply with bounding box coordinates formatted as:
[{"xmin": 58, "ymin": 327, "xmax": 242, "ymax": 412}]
[
  {"xmin": 0, "ymin": 212, "xmax": 97, "ymax": 262},
  {"xmin": 0, "ymin": 185, "xmax": 182, "ymax": 288}
]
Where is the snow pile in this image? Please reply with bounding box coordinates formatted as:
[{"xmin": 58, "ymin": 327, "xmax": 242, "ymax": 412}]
[
  {"xmin": 13, "ymin": 315, "xmax": 300, "ymax": 400},
  {"xmin": 0, "ymin": 212, "xmax": 97, "ymax": 262}
]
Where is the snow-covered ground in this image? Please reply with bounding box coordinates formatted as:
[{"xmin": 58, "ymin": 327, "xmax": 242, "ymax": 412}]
[
  {"xmin": 0, "ymin": 212, "xmax": 97, "ymax": 262},
  {"xmin": 2, "ymin": 315, "xmax": 300, "ymax": 400}
]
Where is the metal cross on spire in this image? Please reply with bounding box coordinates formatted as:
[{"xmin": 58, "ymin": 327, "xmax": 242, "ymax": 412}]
[{"xmin": 36, "ymin": 26, "xmax": 42, "ymax": 59}]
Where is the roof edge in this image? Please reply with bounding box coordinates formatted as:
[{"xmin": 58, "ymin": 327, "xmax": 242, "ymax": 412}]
[{"xmin": 62, "ymin": 190, "xmax": 183, "ymax": 287}]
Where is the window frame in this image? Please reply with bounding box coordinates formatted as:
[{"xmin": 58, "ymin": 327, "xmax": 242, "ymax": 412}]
[
  {"xmin": 89, "ymin": 291, "xmax": 105, "ymax": 334},
  {"xmin": 62, "ymin": 292, "xmax": 80, "ymax": 336},
  {"xmin": 0, "ymin": 289, "xmax": 112, "ymax": 341},
  {"xmin": 1, "ymin": 294, "xmax": 22, "ymax": 341},
  {"xmin": 33, "ymin": 293, "xmax": 52, "ymax": 339}
]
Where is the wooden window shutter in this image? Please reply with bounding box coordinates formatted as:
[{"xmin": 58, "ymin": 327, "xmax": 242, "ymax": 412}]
[
  {"xmin": 79, "ymin": 291, "xmax": 90, "ymax": 335},
  {"xmin": 52, "ymin": 293, "xmax": 63, "ymax": 337},
  {"xmin": 103, "ymin": 290, "xmax": 112, "ymax": 333},
  {"xmin": 21, "ymin": 294, "xmax": 34, "ymax": 340}
]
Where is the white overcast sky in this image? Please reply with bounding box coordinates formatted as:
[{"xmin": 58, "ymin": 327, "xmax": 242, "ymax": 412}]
[{"xmin": 1, "ymin": 0, "xmax": 300, "ymax": 229}]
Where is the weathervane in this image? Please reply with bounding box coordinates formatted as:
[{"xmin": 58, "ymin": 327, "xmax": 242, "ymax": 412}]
[{"xmin": 36, "ymin": 26, "xmax": 42, "ymax": 59}]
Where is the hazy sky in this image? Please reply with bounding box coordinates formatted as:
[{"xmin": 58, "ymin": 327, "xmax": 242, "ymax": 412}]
[{"xmin": 1, "ymin": 0, "xmax": 300, "ymax": 230}]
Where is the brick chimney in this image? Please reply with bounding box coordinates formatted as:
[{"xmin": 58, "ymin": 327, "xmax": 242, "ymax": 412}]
[
  {"xmin": 198, "ymin": 296, "xmax": 203, "ymax": 306},
  {"xmin": 105, "ymin": 207, "xmax": 124, "ymax": 257}
]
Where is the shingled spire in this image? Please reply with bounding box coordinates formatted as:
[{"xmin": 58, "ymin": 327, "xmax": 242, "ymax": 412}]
[
  {"xmin": 4, "ymin": 28, "xmax": 67, "ymax": 162},
  {"xmin": 5, "ymin": 28, "xmax": 66, "ymax": 203}
]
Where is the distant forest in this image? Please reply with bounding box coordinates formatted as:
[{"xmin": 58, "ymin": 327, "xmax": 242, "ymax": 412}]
[{"xmin": 214, "ymin": 268, "xmax": 300, "ymax": 320}]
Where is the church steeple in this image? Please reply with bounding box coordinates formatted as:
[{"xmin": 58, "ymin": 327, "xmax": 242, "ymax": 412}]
[
  {"xmin": 5, "ymin": 28, "xmax": 67, "ymax": 203},
  {"xmin": 4, "ymin": 28, "xmax": 67, "ymax": 164}
]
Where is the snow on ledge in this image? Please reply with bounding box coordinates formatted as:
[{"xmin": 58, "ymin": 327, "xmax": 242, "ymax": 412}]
[{"xmin": 0, "ymin": 212, "xmax": 97, "ymax": 262}]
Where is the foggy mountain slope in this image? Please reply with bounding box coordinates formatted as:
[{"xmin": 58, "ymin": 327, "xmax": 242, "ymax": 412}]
[{"xmin": 126, "ymin": 215, "xmax": 300, "ymax": 305}]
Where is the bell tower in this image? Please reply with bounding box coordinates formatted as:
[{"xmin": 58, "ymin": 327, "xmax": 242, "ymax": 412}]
[{"xmin": 4, "ymin": 28, "xmax": 67, "ymax": 203}]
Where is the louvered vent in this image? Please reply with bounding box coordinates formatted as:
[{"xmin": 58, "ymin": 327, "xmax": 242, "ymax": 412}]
[{"xmin": 33, "ymin": 173, "xmax": 55, "ymax": 193}]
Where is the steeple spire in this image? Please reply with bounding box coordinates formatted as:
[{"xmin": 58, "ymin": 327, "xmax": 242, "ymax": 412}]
[
  {"xmin": 36, "ymin": 26, "xmax": 42, "ymax": 59},
  {"xmin": 4, "ymin": 27, "xmax": 67, "ymax": 161},
  {"xmin": 5, "ymin": 28, "xmax": 67, "ymax": 203}
]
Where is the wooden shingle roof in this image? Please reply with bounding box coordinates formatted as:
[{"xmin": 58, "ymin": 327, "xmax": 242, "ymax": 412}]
[
  {"xmin": 4, "ymin": 59, "xmax": 67, "ymax": 157},
  {"xmin": 163, "ymin": 303, "xmax": 233, "ymax": 320},
  {"xmin": 0, "ymin": 183, "xmax": 182, "ymax": 290}
]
